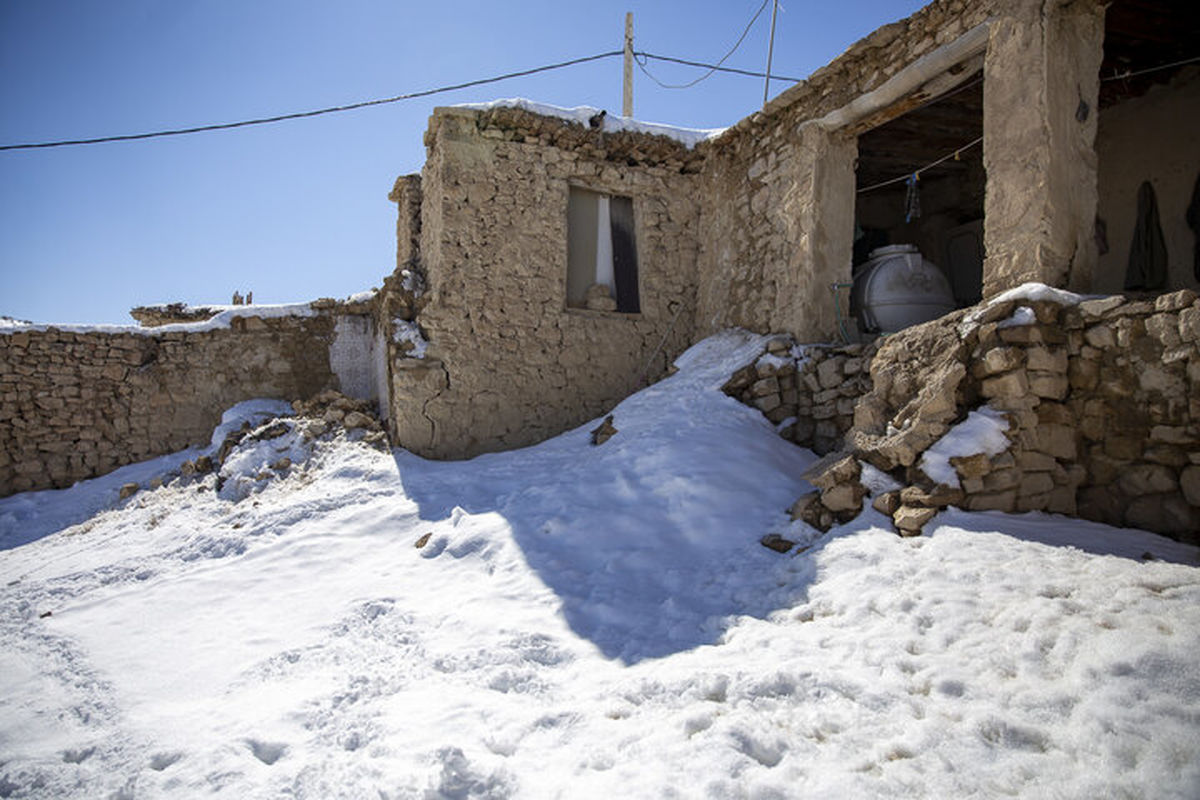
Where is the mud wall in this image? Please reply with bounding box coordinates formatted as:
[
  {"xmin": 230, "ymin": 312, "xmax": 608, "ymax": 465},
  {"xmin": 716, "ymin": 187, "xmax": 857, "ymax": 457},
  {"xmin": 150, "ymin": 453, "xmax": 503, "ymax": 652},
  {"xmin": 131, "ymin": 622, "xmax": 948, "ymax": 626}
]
[{"xmin": 389, "ymin": 106, "xmax": 705, "ymax": 459}]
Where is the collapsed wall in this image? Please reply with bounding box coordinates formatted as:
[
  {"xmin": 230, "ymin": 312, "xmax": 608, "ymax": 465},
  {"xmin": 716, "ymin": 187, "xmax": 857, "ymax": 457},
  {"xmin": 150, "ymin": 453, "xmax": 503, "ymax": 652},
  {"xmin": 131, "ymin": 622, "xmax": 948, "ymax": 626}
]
[
  {"xmin": 728, "ymin": 287, "xmax": 1200, "ymax": 541},
  {"xmin": 386, "ymin": 104, "xmax": 706, "ymax": 459},
  {"xmin": 0, "ymin": 302, "xmax": 384, "ymax": 497}
]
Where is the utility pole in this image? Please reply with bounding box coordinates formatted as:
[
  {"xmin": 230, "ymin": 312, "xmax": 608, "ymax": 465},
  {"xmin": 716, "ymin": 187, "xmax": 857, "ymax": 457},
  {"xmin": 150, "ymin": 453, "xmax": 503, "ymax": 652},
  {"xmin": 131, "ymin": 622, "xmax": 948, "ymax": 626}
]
[
  {"xmin": 762, "ymin": 0, "xmax": 779, "ymax": 109},
  {"xmin": 623, "ymin": 12, "xmax": 634, "ymax": 117}
]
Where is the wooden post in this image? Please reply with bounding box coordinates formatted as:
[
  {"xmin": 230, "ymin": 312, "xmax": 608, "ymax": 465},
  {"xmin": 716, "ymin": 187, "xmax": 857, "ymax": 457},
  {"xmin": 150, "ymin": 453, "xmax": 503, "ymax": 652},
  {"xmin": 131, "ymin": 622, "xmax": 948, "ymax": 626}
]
[
  {"xmin": 623, "ymin": 12, "xmax": 633, "ymax": 117},
  {"xmin": 763, "ymin": 0, "xmax": 779, "ymax": 109}
]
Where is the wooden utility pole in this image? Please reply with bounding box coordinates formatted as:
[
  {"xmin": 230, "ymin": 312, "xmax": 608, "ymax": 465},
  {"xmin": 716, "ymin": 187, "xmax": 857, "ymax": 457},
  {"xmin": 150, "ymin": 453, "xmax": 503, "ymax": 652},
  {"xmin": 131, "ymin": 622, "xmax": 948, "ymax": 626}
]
[
  {"xmin": 763, "ymin": 0, "xmax": 779, "ymax": 109},
  {"xmin": 623, "ymin": 12, "xmax": 634, "ymax": 117}
]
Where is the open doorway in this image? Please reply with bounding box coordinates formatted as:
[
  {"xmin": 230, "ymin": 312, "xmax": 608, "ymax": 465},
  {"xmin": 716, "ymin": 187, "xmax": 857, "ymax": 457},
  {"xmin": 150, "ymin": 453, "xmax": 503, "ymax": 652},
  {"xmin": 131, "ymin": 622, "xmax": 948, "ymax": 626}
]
[
  {"xmin": 1094, "ymin": 0, "xmax": 1200, "ymax": 294},
  {"xmin": 850, "ymin": 74, "xmax": 986, "ymax": 335}
]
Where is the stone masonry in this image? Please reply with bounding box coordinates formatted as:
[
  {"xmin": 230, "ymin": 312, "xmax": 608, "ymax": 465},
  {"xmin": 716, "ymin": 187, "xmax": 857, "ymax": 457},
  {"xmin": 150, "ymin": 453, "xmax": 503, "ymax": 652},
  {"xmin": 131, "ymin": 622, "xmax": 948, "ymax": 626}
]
[
  {"xmin": 0, "ymin": 309, "xmax": 349, "ymax": 496},
  {"xmin": 733, "ymin": 288, "xmax": 1200, "ymax": 541},
  {"xmin": 385, "ymin": 105, "xmax": 704, "ymax": 459}
]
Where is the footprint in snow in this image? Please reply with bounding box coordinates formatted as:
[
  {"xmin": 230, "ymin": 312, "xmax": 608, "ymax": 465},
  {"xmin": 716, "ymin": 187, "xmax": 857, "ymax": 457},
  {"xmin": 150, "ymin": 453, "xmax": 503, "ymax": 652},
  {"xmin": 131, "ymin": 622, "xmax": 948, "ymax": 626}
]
[
  {"xmin": 61, "ymin": 746, "xmax": 95, "ymax": 764},
  {"xmin": 149, "ymin": 751, "xmax": 184, "ymax": 771},
  {"xmin": 245, "ymin": 739, "xmax": 288, "ymax": 765}
]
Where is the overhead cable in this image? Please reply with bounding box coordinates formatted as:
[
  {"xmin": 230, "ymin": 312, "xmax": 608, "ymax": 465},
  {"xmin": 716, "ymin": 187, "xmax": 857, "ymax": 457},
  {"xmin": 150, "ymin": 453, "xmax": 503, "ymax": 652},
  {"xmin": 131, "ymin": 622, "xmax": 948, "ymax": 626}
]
[
  {"xmin": 0, "ymin": 51, "xmax": 623, "ymax": 151},
  {"xmin": 1101, "ymin": 54, "xmax": 1200, "ymax": 82},
  {"xmin": 635, "ymin": 51, "xmax": 801, "ymax": 83},
  {"xmin": 635, "ymin": 0, "xmax": 771, "ymax": 89}
]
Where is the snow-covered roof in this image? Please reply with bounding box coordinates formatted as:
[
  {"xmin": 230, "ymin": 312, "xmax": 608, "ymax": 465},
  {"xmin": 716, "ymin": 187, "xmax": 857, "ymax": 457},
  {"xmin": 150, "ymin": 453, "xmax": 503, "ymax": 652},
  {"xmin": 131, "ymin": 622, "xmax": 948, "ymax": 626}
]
[{"xmin": 452, "ymin": 98, "xmax": 725, "ymax": 149}]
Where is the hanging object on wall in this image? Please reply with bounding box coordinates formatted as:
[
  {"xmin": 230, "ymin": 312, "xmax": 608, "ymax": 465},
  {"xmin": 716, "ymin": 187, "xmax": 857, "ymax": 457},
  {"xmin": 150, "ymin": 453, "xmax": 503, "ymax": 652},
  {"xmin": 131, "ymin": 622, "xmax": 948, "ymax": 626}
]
[
  {"xmin": 904, "ymin": 173, "xmax": 921, "ymax": 223},
  {"xmin": 1187, "ymin": 172, "xmax": 1200, "ymax": 282},
  {"xmin": 1124, "ymin": 180, "xmax": 1168, "ymax": 291}
]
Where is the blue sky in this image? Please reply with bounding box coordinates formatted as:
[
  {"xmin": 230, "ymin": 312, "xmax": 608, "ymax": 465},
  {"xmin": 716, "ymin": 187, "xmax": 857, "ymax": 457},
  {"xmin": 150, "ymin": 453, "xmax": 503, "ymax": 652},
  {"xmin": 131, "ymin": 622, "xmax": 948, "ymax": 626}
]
[{"xmin": 0, "ymin": 1, "xmax": 924, "ymax": 324}]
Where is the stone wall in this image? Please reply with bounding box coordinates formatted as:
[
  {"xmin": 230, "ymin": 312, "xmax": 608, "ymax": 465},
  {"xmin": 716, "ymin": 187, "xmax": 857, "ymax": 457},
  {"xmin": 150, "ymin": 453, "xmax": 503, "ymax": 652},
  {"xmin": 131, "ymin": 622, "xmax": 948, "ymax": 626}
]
[
  {"xmin": 722, "ymin": 338, "xmax": 878, "ymax": 456},
  {"xmin": 0, "ymin": 311, "xmax": 349, "ymax": 496},
  {"xmin": 695, "ymin": 0, "xmax": 994, "ymax": 342},
  {"xmin": 388, "ymin": 105, "xmax": 705, "ymax": 459},
  {"xmin": 755, "ymin": 287, "xmax": 1200, "ymax": 541}
]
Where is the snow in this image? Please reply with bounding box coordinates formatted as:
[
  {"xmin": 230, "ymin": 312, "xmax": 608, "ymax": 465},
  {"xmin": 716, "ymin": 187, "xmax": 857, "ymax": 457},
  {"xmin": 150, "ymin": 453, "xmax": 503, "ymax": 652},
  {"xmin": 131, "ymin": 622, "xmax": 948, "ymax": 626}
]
[
  {"xmin": 0, "ymin": 303, "xmax": 317, "ymax": 336},
  {"xmin": 918, "ymin": 406, "xmax": 1012, "ymax": 488},
  {"xmin": 1, "ymin": 331, "xmax": 1198, "ymax": 799},
  {"xmin": 392, "ymin": 319, "xmax": 428, "ymax": 358},
  {"xmin": 984, "ymin": 282, "xmax": 1091, "ymax": 308},
  {"xmin": 454, "ymin": 98, "xmax": 724, "ymax": 149},
  {"xmin": 958, "ymin": 282, "xmax": 1101, "ymax": 336},
  {"xmin": 997, "ymin": 305, "xmax": 1036, "ymax": 329}
]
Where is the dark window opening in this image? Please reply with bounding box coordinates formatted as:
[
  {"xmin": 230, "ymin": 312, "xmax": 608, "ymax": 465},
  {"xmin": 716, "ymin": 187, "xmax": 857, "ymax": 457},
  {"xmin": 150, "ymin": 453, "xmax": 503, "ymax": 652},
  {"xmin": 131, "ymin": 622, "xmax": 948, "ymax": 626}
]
[{"xmin": 567, "ymin": 187, "xmax": 640, "ymax": 313}]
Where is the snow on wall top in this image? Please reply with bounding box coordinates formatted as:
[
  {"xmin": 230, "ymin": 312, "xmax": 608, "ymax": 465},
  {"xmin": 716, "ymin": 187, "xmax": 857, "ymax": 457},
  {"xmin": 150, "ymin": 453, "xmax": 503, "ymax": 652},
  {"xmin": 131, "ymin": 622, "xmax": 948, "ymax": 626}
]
[
  {"xmin": 453, "ymin": 98, "xmax": 725, "ymax": 149},
  {"xmin": 1, "ymin": 291, "xmax": 379, "ymax": 337},
  {"xmin": 0, "ymin": 302, "xmax": 320, "ymax": 337}
]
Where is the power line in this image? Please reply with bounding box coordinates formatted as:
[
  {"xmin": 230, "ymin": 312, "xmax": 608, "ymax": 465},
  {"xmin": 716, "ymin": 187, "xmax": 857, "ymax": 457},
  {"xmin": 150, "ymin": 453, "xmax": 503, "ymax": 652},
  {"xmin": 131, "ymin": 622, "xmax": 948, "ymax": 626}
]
[
  {"xmin": 0, "ymin": 51, "xmax": 623, "ymax": 152},
  {"xmin": 636, "ymin": 0, "xmax": 772, "ymax": 90},
  {"xmin": 636, "ymin": 51, "xmax": 801, "ymax": 83}
]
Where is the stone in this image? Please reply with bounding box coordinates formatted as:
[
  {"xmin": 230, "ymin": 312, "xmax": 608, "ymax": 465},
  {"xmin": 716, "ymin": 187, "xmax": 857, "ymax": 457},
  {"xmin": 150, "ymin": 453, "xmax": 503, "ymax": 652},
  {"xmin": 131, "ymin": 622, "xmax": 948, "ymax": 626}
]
[
  {"xmin": 1028, "ymin": 371, "xmax": 1069, "ymax": 400},
  {"xmin": 1078, "ymin": 295, "xmax": 1124, "ymax": 318},
  {"xmin": 1154, "ymin": 288, "xmax": 1197, "ymax": 312},
  {"xmin": 1018, "ymin": 424, "xmax": 1076, "ymax": 461},
  {"xmin": 1018, "ymin": 472, "xmax": 1055, "ymax": 497},
  {"xmin": 802, "ymin": 452, "xmax": 860, "ymax": 492},
  {"xmin": 980, "ymin": 370, "xmax": 1029, "ymax": 400},
  {"xmin": 1179, "ymin": 306, "xmax": 1200, "ymax": 343},
  {"xmin": 271, "ymin": 457, "xmax": 292, "ymax": 471},
  {"xmin": 788, "ymin": 490, "xmax": 832, "ymax": 532},
  {"xmin": 817, "ymin": 358, "xmax": 842, "ymax": 389},
  {"xmin": 343, "ymin": 411, "xmax": 373, "ymax": 430},
  {"xmin": 1125, "ymin": 495, "xmax": 1200, "ymax": 539},
  {"xmin": 1016, "ymin": 451, "xmax": 1056, "ymax": 472},
  {"xmin": 1083, "ymin": 325, "xmax": 1115, "ymax": 349},
  {"xmin": 760, "ymin": 534, "xmax": 795, "ymax": 553},
  {"xmin": 871, "ymin": 490, "xmax": 901, "ymax": 516},
  {"xmin": 964, "ymin": 490, "xmax": 1016, "ymax": 512},
  {"xmin": 1025, "ymin": 347, "xmax": 1068, "ymax": 373},
  {"xmin": 119, "ymin": 482, "xmax": 139, "ymax": 499},
  {"xmin": 950, "ymin": 452, "xmax": 992, "ymax": 480},
  {"xmin": 193, "ymin": 455, "xmax": 214, "ymax": 473},
  {"xmin": 1181, "ymin": 465, "xmax": 1200, "ymax": 507},
  {"xmin": 590, "ymin": 415, "xmax": 617, "ymax": 446},
  {"xmin": 893, "ymin": 505, "xmax": 937, "ymax": 535},
  {"xmin": 900, "ymin": 484, "xmax": 964, "ymax": 508},
  {"xmin": 821, "ymin": 482, "xmax": 867, "ymax": 514},
  {"xmin": 1117, "ymin": 464, "xmax": 1178, "ymax": 496},
  {"xmin": 972, "ymin": 347, "xmax": 1023, "ymax": 378}
]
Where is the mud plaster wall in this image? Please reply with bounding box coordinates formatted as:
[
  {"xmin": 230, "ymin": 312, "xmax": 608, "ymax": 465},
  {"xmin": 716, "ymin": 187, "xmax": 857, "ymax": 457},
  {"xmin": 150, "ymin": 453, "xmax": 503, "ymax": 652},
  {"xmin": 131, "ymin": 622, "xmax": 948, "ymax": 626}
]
[
  {"xmin": 390, "ymin": 107, "xmax": 704, "ymax": 459},
  {"xmin": 1094, "ymin": 68, "xmax": 1200, "ymax": 295},
  {"xmin": 695, "ymin": 0, "xmax": 992, "ymax": 343},
  {"xmin": 0, "ymin": 314, "xmax": 342, "ymax": 496}
]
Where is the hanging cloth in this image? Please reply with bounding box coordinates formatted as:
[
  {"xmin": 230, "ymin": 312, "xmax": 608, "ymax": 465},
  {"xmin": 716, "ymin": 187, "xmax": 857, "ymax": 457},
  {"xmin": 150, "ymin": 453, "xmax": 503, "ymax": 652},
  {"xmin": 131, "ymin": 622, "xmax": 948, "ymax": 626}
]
[
  {"xmin": 1123, "ymin": 180, "xmax": 1168, "ymax": 291},
  {"xmin": 904, "ymin": 173, "xmax": 921, "ymax": 223},
  {"xmin": 1186, "ymin": 172, "xmax": 1200, "ymax": 282}
]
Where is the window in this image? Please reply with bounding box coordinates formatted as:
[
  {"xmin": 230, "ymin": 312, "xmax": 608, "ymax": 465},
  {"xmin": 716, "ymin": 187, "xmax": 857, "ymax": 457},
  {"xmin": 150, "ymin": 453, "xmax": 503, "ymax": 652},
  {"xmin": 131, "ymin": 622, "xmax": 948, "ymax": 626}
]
[{"xmin": 567, "ymin": 187, "xmax": 639, "ymax": 313}]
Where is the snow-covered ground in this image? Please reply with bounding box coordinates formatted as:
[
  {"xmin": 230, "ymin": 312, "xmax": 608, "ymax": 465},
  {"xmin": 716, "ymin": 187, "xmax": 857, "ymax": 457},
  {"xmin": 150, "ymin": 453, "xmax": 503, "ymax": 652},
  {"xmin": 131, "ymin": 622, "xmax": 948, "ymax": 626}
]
[{"xmin": 2, "ymin": 331, "xmax": 1198, "ymax": 799}]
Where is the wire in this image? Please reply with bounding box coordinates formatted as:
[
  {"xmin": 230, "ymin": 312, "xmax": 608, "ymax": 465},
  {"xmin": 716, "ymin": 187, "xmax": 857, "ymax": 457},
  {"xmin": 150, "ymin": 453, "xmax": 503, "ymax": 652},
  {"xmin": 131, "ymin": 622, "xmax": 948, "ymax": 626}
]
[
  {"xmin": 0, "ymin": 51, "xmax": 623, "ymax": 152},
  {"xmin": 635, "ymin": 0, "xmax": 771, "ymax": 90},
  {"xmin": 635, "ymin": 51, "xmax": 801, "ymax": 83},
  {"xmin": 1102, "ymin": 54, "xmax": 1200, "ymax": 82},
  {"xmin": 856, "ymin": 135, "xmax": 983, "ymax": 195}
]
